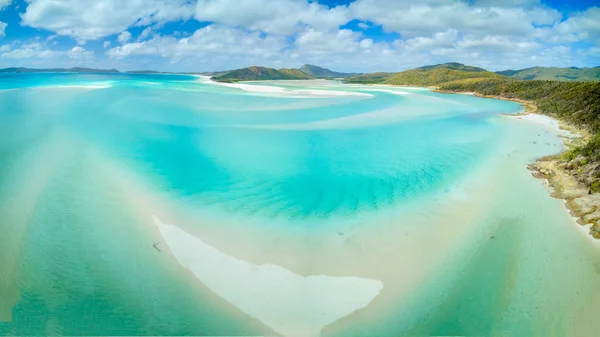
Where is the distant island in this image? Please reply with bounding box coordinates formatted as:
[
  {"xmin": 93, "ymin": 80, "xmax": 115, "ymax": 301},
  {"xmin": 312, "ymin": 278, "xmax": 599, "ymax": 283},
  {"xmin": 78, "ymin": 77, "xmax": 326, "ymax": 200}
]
[
  {"xmin": 3, "ymin": 63, "xmax": 598, "ymax": 82},
  {"xmin": 209, "ymin": 64, "xmax": 357, "ymax": 82},
  {"xmin": 497, "ymin": 66, "xmax": 600, "ymax": 81}
]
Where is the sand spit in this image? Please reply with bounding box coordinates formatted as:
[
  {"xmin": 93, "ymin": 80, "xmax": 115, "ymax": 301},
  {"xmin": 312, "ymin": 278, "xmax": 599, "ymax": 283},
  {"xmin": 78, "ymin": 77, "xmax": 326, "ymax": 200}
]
[
  {"xmin": 362, "ymin": 89, "xmax": 411, "ymax": 95},
  {"xmin": 231, "ymin": 106, "xmax": 451, "ymax": 131},
  {"xmin": 504, "ymin": 113, "xmax": 577, "ymax": 138},
  {"xmin": 36, "ymin": 84, "xmax": 112, "ymax": 90},
  {"xmin": 153, "ymin": 216, "xmax": 383, "ymax": 337},
  {"xmin": 195, "ymin": 75, "xmax": 372, "ymax": 98}
]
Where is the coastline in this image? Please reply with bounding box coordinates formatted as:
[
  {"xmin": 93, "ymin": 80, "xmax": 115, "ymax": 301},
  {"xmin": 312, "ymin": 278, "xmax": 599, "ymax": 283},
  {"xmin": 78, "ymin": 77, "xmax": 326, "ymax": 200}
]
[
  {"xmin": 194, "ymin": 75, "xmax": 372, "ymax": 98},
  {"xmin": 436, "ymin": 88, "xmax": 600, "ymax": 241},
  {"xmin": 433, "ymin": 89, "xmax": 538, "ymax": 113},
  {"xmin": 191, "ymin": 75, "xmax": 600, "ymax": 241}
]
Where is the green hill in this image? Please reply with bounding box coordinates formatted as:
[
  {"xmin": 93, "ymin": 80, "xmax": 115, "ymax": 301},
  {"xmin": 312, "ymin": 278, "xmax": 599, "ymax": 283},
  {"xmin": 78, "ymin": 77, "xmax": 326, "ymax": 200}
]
[
  {"xmin": 211, "ymin": 66, "xmax": 314, "ymax": 82},
  {"xmin": 298, "ymin": 64, "xmax": 356, "ymax": 78},
  {"xmin": 418, "ymin": 62, "xmax": 488, "ymax": 72},
  {"xmin": 279, "ymin": 68, "xmax": 315, "ymax": 79},
  {"xmin": 343, "ymin": 63, "xmax": 498, "ymax": 85},
  {"xmin": 343, "ymin": 72, "xmax": 394, "ymax": 84},
  {"xmin": 497, "ymin": 66, "xmax": 600, "ymax": 81},
  {"xmin": 211, "ymin": 64, "xmax": 357, "ymax": 82},
  {"xmin": 384, "ymin": 68, "xmax": 502, "ymax": 86}
]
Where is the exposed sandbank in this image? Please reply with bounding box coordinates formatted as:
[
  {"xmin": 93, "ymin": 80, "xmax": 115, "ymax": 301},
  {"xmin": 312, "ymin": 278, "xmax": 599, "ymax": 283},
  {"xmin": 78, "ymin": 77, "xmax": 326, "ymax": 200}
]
[
  {"xmin": 504, "ymin": 113, "xmax": 577, "ymax": 138},
  {"xmin": 84, "ymin": 141, "xmax": 508, "ymax": 336},
  {"xmin": 153, "ymin": 216, "xmax": 383, "ymax": 337},
  {"xmin": 195, "ymin": 75, "xmax": 372, "ymax": 98},
  {"xmin": 37, "ymin": 84, "xmax": 112, "ymax": 90}
]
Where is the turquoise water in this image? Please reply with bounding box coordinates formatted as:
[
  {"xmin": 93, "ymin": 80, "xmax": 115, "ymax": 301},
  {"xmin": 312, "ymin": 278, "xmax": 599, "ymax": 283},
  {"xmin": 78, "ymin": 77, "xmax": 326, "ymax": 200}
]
[{"xmin": 1, "ymin": 74, "xmax": 599, "ymax": 336}]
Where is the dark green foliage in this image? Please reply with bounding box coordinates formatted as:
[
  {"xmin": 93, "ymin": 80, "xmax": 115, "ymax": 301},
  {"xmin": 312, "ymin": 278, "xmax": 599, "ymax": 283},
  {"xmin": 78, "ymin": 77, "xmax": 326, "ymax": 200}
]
[
  {"xmin": 211, "ymin": 64, "xmax": 354, "ymax": 82},
  {"xmin": 211, "ymin": 66, "xmax": 314, "ymax": 82},
  {"xmin": 343, "ymin": 72, "xmax": 393, "ymax": 84},
  {"xmin": 343, "ymin": 66, "xmax": 500, "ymax": 85},
  {"xmin": 497, "ymin": 66, "xmax": 600, "ymax": 82},
  {"xmin": 385, "ymin": 68, "xmax": 502, "ymax": 86},
  {"xmin": 418, "ymin": 62, "xmax": 488, "ymax": 72},
  {"xmin": 440, "ymin": 77, "xmax": 600, "ymax": 188},
  {"xmin": 439, "ymin": 78, "xmax": 600, "ymax": 130},
  {"xmin": 298, "ymin": 64, "xmax": 357, "ymax": 78}
]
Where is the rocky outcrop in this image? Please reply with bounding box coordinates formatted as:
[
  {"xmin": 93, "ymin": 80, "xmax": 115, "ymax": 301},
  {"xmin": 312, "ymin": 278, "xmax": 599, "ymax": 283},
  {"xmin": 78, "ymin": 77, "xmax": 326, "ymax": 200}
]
[
  {"xmin": 591, "ymin": 222, "xmax": 600, "ymax": 239},
  {"xmin": 529, "ymin": 156, "xmax": 600, "ymax": 239}
]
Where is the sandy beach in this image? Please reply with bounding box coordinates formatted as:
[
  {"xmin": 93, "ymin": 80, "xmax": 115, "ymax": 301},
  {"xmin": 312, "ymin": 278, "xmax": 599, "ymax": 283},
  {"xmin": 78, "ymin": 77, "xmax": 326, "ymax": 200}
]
[
  {"xmin": 196, "ymin": 75, "xmax": 372, "ymax": 98},
  {"xmin": 504, "ymin": 113, "xmax": 577, "ymax": 138}
]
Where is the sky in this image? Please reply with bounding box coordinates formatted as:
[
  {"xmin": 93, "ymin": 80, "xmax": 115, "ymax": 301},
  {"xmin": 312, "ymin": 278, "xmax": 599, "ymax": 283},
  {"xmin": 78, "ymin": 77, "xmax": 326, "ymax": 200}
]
[{"xmin": 0, "ymin": 0, "xmax": 598, "ymax": 72}]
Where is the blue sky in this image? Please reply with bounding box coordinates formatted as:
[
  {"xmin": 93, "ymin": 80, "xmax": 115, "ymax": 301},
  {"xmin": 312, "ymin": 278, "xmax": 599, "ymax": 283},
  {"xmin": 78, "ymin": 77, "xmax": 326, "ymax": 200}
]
[{"xmin": 0, "ymin": 0, "xmax": 598, "ymax": 72}]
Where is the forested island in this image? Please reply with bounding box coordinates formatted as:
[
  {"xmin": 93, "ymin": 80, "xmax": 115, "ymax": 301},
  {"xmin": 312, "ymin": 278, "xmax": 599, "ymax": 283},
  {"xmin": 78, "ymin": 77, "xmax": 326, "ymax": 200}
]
[{"xmin": 209, "ymin": 64, "xmax": 356, "ymax": 82}]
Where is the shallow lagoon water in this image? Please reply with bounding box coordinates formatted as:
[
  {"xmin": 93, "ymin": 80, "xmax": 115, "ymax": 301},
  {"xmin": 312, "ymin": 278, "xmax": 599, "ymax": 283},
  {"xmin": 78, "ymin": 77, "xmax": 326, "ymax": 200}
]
[{"xmin": 0, "ymin": 74, "xmax": 599, "ymax": 336}]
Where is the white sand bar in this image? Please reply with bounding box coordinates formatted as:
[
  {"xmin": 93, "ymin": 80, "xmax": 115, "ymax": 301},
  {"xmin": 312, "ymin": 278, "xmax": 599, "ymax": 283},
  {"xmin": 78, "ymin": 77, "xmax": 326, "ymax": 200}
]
[
  {"xmin": 196, "ymin": 75, "xmax": 371, "ymax": 98},
  {"xmin": 506, "ymin": 113, "xmax": 576, "ymax": 138},
  {"xmin": 153, "ymin": 216, "xmax": 383, "ymax": 337}
]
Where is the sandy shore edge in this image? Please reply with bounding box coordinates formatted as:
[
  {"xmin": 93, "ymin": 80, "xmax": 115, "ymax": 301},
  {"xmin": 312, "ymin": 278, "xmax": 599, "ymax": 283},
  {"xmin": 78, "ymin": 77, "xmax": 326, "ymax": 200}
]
[
  {"xmin": 433, "ymin": 88, "xmax": 600, "ymax": 241},
  {"xmin": 194, "ymin": 75, "xmax": 372, "ymax": 98},
  {"xmin": 471, "ymin": 94, "xmax": 600, "ymax": 241}
]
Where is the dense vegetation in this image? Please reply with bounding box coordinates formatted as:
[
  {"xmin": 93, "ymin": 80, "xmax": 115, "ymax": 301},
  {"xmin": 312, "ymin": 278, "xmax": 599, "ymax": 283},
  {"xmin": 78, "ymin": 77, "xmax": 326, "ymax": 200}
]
[
  {"xmin": 439, "ymin": 77, "xmax": 600, "ymax": 190},
  {"xmin": 384, "ymin": 68, "xmax": 502, "ymax": 86},
  {"xmin": 497, "ymin": 66, "xmax": 600, "ymax": 81},
  {"xmin": 211, "ymin": 66, "xmax": 313, "ymax": 82},
  {"xmin": 298, "ymin": 64, "xmax": 356, "ymax": 78},
  {"xmin": 343, "ymin": 72, "xmax": 393, "ymax": 84},
  {"xmin": 418, "ymin": 62, "xmax": 488, "ymax": 72},
  {"xmin": 210, "ymin": 64, "xmax": 356, "ymax": 82},
  {"xmin": 343, "ymin": 63, "xmax": 501, "ymax": 85}
]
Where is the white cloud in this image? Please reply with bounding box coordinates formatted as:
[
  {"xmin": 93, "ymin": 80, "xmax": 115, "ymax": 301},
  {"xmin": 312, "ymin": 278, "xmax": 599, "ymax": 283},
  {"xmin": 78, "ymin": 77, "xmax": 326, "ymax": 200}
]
[
  {"xmin": 295, "ymin": 29, "xmax": 362, "ymax": 55},
  {"xmin": 1, "ymin": 42, "xmax": 59, "ymax": 59},
  {"xmin": 0, "ymin": 44, "xmax": 10, "ymax": 52},
  {"xmin": 349, "ymin": 0, "xmax": 561, "ymax": 38},
  {"xmin": 67, "ymin": 46, "xmax": 94, "ymax": 60},
  {"xmin": 400, "ymin": 29, "xmax": 459, "ymax": 52},
  {"xmin": 21, "ymin": 0, "xmax": 196, "ymax": 41},
  {"xmin": 139, "ymin": 27, "xmax": 154, "ymax": 40},
  {"xmin": 195, "ymin": 0, "xmax": 351, "ymax": 35},
  {"xmin": 456, "ymin": 35, "xmax": 539, "ymax": 53},
  {"xmin": 1, "ymin": 42, "xmax": 93, "ymax": 61},
  {"xmin": 107, "ymin": 25, "xmax": 287, "ymax": 64},
  {"xmin": 553, "ymin": 7, "xmax": 600, "ymax": 43},
  {"xmin": 583, "ymin": 46, "xmax": 600, "ymax": 56},
  {"xmin": 0, "ymin": 0, "xmax": 11, "ymax": 11},
  {"xmin": 0, "ymin": 21, "xmax": 6, "ymax": 38},
  {"xmin": 118, "ymin": 31, "xmax": 132, "ymax": 44},
  {"xmin": 10, "ymin": 0, "xmax": 597, "ymax": 71}
]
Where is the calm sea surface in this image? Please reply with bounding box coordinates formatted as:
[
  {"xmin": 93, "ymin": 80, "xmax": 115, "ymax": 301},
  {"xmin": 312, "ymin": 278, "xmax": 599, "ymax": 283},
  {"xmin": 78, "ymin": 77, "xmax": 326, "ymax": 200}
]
[{"xmin": 1, "ymin": 74, "xmax": 599, "ymax": 336}]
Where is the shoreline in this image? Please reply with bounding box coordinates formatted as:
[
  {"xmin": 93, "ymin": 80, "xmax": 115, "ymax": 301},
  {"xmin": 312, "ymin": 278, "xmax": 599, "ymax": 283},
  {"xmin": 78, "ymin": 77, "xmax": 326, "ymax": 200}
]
[
  {"xmin": 436, "ymin": 89, "xmax": 600, "ymax": 241},
  {"xmin": 194, "ymin": 75, "xmax": 372, "ymax": 98},
  {"xmin": 191, "ymin": 76, "xmax": 600, "ymax": 241}
]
